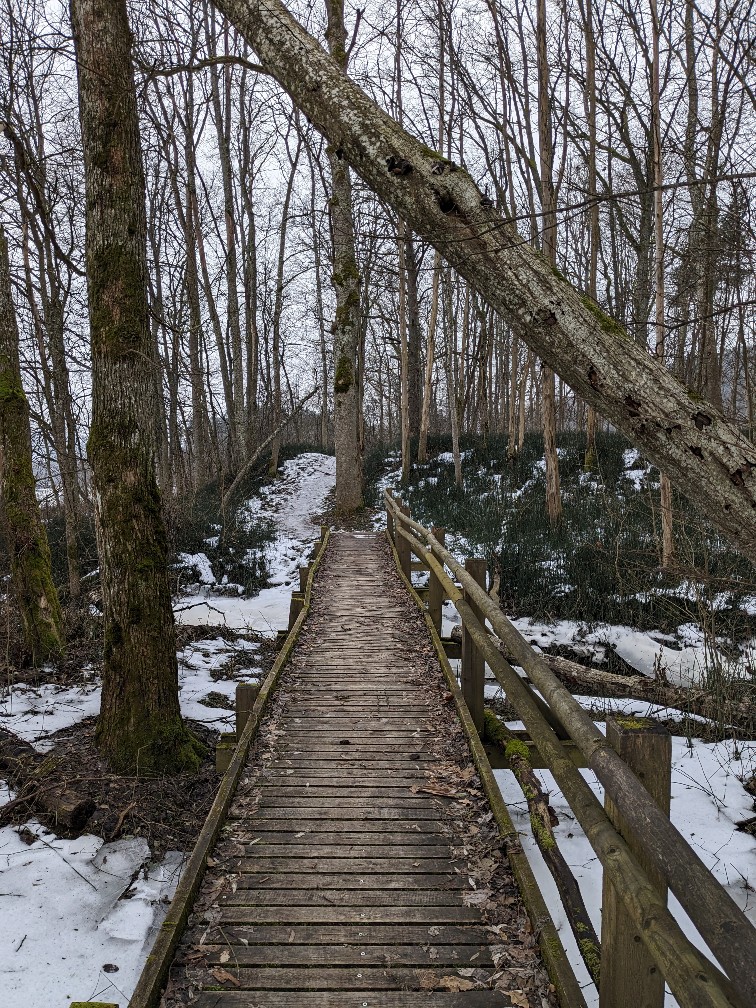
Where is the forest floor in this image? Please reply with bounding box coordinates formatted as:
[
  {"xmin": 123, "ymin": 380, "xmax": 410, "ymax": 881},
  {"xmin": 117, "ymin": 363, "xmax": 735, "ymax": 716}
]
[{"xmin": 0, "ymin": 443, "xmax": 753, "ymax": 1007}]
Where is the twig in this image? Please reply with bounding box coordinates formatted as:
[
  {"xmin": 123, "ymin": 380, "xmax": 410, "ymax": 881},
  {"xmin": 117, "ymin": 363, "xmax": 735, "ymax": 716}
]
[{"xmin": 108, "ymin": 801, "xmax": 136, "ymax": 842}]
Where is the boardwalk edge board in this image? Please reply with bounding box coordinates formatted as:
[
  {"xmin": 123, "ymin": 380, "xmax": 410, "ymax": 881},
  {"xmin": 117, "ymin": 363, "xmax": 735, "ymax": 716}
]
[
  {"xmin": 124, "ymin": 530, "xmax": 331, "ymax": 1008},
  {"xmin": 386, "ymin": 531, "xmax": 587, "ymax": 1008}
]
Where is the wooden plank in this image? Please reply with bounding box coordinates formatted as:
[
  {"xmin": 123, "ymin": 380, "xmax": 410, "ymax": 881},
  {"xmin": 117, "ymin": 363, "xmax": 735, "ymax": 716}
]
[
  {"xmin": 233, "ymin": 818, "xmax": 449, "ymax": 834},
  {"xmin": 200, "ymin": 924, "xmax": 493, "ymax": 945},
  {"xmin": 257, "ymin": 787, "xmax": 444, "ymax": 800},
  {"xmin": 229, "ymin": 831, "xmax": 449, "ymax": 845},
  {"xmin": 230, "ymin": 857, "xmax": 462, "ymax": 874},
  {"xmin": 227, "ymin": 807, "xmax": 446, "ymax": 822},
  {"xmin": 232, "ymin": 873, "xmax": 459, "ymax": 891},
  {"xmin": 185, "ymin": 965, "xmax": 492, "ymax": 989},
  {"xmin": 238, "ymin": 843, "xmax": 452, "ymax": 858},
  {"xmin": 216, "ymin": 906, "xmax": 482, "ymax": 925},
  {"xmin": 253, "ymin": 797, "xmax": 450, "ymax": 810},
  {"xmin": 223, "ymin": 890, "xmax": 464, "ymax": 907},
  {"xmin": 200, "ymin": 944, "xmax": 493, "ymax": 967},
  {"xmin": 191, "ymin": 991, "xmax": 512, "ymax": 1007}
]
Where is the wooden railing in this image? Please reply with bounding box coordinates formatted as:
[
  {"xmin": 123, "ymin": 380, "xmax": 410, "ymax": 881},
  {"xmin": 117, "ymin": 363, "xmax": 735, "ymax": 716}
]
[{"xmin": 385, "ymin": 489, "xmax": 755, "ymax": 1008}]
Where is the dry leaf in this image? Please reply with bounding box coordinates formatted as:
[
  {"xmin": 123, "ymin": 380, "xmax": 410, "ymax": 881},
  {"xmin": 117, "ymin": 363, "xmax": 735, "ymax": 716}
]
[
  {"xmin": 509, "ymin": 991, "xmax": 530, "ymax": 1008},
  {"xmin": 210, "ymin": 967, "xmax": 240, "ymax": 987},
  {"xmin": 438, "ymin": 976, "xmax": 476, "ymax": 992},
  {"xmin": 462, "ymin": 888, "xmax": 493, "ymax": 906},
  {"xmin": 219, "ymin": 950, "xmax": 230, "ymax": 963}
]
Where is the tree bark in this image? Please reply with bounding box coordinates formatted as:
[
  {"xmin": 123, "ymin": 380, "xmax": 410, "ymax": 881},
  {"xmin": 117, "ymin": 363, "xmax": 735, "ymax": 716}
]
[
  {"xmin": 70, "ymin": 0, "xmax": 202, "ymax": 774},
  {"xmin": 0, "ymin": 228, "xmax": 64, "ymax": 662},
  {"xmin": 536, "ymin": 0, "xmax": 562, "ymax": 526},
  {"xmin": 213, "ymin": 0, "xmax": 756, "ymax": 563},
  {"xmin": 326, "ymin": 0, "xmax": 363, "ymax": 512}
]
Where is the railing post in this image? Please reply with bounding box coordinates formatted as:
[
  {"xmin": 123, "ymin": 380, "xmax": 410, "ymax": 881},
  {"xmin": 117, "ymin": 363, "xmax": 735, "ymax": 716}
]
[
  {"xmin": 398, "ymin": 503, "xmax": 412, "ymax": 579},
  {"xmin": 600, "ymin": 716, "xmax": 671, "ymax": 1008},
  {"xmin": 288, "ymin": 592, "xmax": 304, "ymax": 629},
  {"xmin": 461, "ymin": 557, "xmax": 487, "ymax": 734},
  {"xmin": 236, "ymin": 682, "xmax": 260, "ymax": 737},
  {"xmin": 299, "ymin": 564, "xmax": 310, "ymax": 594},
  {"xmin": 427, "ymin": 527, "xmax": 446, "ymax": 635},
  {"xmin": 386, "ymin": 489, "xmax": 395, "ymax": 543}
]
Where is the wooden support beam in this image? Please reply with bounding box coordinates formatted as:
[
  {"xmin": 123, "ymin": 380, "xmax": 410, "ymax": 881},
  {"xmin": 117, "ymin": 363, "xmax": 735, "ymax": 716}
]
[
  {"xmin": 385, "ymin": 488, "xmax": 395, "ymax": 543},
  {"xmin": 601, "ymin": 717, "xmax": 671, "ymax": 1008},
  {"xmin": 215, "ymin": 733, "xmax": 237, "ymax": 774},
  {"xmin": 288, "ymin": 591, "xmax": 305, "ymax": 629},
  {"xmin": 397, "ymin": 505, "xmax": 412, "ymax": 579},
  {"xmin": 441, "ymin": 637, "xmax": 461, "ymax": 660},
  {"xmin": 461, "ymin": 557, "xmax": 486, "ymax": 734},
  {"xmin": 427, "ymin": 526, "xmax": 446, "ymax": 637},
  {"xmin": 70, "ymin": 1003, "xmax": 119, "ymax": 1008},
  {"xmin": 299, "ymin": 565, "xmax": 310, "ymax": 594},
  {"xmin": 236, "ymin": 682, "xmax": 260, "ymax": 737}
]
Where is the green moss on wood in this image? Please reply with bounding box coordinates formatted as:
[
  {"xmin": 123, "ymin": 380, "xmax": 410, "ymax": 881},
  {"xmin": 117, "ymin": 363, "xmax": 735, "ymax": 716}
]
[
  {"xmin": 581, "ymin": 295, "xmax": 627, "ymax": 340},
  {"xmin": 334, "ymin": 354, "xmax": 354, "ymax": 394},
  {"xmin": 614, "ymin": 715, "xmax": 653, "ymax": 731},
  {"xmin": 530, "ymin": 811, "xmax": 556, "ymax": 850},
  {"xmin": 578, "ymin": 936, "xmax": 601, "ymax": 983}
]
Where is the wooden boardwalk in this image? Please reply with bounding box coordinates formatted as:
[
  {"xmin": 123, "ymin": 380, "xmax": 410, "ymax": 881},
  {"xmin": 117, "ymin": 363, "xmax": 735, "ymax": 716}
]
[{"xmin": 161, "ymin": 534, "xmax": 554, "ymax": 1008}]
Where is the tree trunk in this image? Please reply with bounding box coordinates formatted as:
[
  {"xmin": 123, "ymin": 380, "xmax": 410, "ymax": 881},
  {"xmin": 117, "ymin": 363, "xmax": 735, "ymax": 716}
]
[
  {"xmin": 418, "ymin": 251, "xmax": 440, "ymax": 464},
  {"xmin": 536, "ymin": 0, "xmax": 562, "ymax": 526},
  {"xmin": 326, "ymin": 0, "xmax": 363, "ymax": 512},
  {"xmin": 651, "ymin": 0, "xmax": 674, "ymax": 568},
  {"xmin": 70, "ymin": 0, "xmax": 201, "ymax": 775},
  {"xmin": 214, "ymin": 0, "xmax": 756, "ymax": 563},
  {"xmin": 269, "ymin": 122, "xmax": 301, "ymax": 476},
  {"xmin": 0, "ymin": 228, "xmax": 64, "ymax": 662}
]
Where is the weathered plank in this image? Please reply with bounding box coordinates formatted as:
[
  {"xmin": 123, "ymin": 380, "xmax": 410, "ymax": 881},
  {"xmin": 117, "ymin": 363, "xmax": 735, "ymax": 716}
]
[
  {"xmin": 216, "ymin": 905, "xmax": 486, "ymax": 924},
  {"xmin": 232, "ymin": 872, "xmax": 459, "ymax": 890},
  {"xmin": 229, "ymin": 856, "xmax": 462, "ymax": 874},
  {"xmin": 191, "ymin": 993, "xmax": 513, "ymax": 1007},
  {"xmin": 223, "ymin": 889, "xmax": 465, "ymax": 906},
  {"xmin": 200, "ymin": 944, "xmax": 494, "ymax": 966},
  {"xmin": 200, "ymin": 924, "xmax": 494, "ymax": 945},
  {"xmin": 237, "ymin": 843, "xmax": 452, "ymax": 857}
]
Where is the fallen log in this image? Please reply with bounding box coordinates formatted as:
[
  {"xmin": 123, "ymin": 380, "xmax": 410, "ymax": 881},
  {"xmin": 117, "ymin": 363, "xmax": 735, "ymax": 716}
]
[
  {"xmin": 0, "ymin": 727, "xmax": 96, "ymax": 835},
  {"xmin": 502, "ymin": 647, "xmax": 756, "ymax": 734}
]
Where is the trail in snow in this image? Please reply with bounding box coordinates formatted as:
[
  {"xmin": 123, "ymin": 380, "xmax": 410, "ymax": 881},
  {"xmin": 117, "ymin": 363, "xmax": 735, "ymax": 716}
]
[{"xmin": 176, "ymin": 452, "xmax": 335, "ymax": 632}]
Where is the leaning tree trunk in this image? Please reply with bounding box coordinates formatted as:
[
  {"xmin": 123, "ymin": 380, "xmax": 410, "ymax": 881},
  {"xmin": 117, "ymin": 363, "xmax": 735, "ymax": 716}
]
[
  {"xmin": 213, "ymin": 0, "xmax": 756, "ymax": 563},
  {"xmin": 327, "ymin": 0, "xmax": 364, "ymax": 513},
  {"xmin": 70, "ymin": 0, "xmax": 202, "ymax": 775},
  {"xmin": 0, "ymin": 229, "xmax": 64, "ymax": 663}
]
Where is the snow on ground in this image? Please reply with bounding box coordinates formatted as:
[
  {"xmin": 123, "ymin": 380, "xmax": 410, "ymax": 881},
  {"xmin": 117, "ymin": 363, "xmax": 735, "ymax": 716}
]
[
  {"xmin": 0, "ymin": 452, "xmax": 336, "ymax": 1007},
  {"xmin": 0, "ymin": 825, "xmax": 183, "ymax": 1006},
  {"xmin": 176, "ymin": 453, "xmax": 335, "ymax": 632},
  {"xmin": 510, "ymin": 616, "xmax": 742, "ymax": 688},
  {"xmin": 494, "ymin": 730, "xmax": 756, "ymax": 1007}
]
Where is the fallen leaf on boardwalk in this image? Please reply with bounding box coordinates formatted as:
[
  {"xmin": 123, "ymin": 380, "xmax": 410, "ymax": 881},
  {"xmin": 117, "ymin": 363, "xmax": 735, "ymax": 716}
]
[
  {"xmin": 415, "ymin": 785, "xmax": 459, "ymax": 797},
  {"xmin": 219, "ymin": 950, "xmax": 230, "ymax": 963},
  {"xmin": 210, "ymin": 967, "xmax": 240, "ymax": 987},
  {"xmin": 437, "ymin": 976, "xmax": 476, "ymax": 992},
  {"xmin": 508, "ymin": 991, "xmax": 530, "ymax": 1007},
  {"xmin": 462, "ymin": 888, "xmax": 493, "ymax": 906}
]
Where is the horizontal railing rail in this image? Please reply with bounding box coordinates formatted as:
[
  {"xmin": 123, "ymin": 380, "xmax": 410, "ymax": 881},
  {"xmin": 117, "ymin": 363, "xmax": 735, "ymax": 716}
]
[{"xmin": 386, "ymin": 489, "xmax": 754, "ymax": 1008}]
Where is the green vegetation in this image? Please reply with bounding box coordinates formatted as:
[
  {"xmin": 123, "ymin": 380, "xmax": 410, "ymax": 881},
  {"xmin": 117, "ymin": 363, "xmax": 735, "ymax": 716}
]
[{"xmin": 366, "ymin": 432, "xmax": 755, "ymax": 647}]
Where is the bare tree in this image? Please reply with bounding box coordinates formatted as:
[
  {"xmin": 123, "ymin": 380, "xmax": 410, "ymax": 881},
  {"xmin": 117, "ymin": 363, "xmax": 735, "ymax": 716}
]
[
  {"xmin": 0, "ymin": 227, "xmax": 64, "ymax": 661},
  {"xmin": 70, "ymin": 0, "xmax": 201, "ymax": 773}
]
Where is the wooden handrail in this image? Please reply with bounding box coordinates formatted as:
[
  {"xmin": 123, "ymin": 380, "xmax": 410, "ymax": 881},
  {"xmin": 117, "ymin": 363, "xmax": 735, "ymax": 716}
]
[{"xmin": 386, "ymin": 490, "xmax": 754, "ymax": 1008}]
